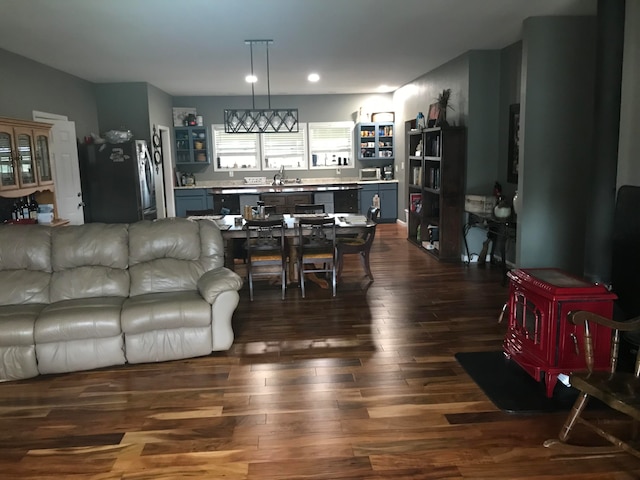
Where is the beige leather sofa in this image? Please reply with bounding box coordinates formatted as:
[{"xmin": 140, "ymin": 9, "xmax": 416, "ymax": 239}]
[{"xmin": 0, "ymin": 217, "xmax": 243, "ymax": 381}]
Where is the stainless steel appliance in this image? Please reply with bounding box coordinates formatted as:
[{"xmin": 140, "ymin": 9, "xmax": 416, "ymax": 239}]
[
  {"xmin": 79, "ymin": 140, "xmax": 156, "ymax": 223},
  {"xmin": 359, "ymin": 167, "xmax": 380, "ymax": 181},
  {"xmin": 383, "ymin": 165, "xmax": 394, "ymax": 180}
]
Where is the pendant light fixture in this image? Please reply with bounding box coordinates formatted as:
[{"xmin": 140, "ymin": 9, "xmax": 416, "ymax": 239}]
[{"xmin": 224, "ymin": 39, "xmax": 299, "ymax": 133}]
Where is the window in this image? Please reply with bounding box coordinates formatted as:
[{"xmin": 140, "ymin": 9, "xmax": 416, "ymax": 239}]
[
  {"xmin": 212, "ymin": 125, "xmax": 260, "ymax": 170},
  {"xmin": 308, "ymin": 121, "xmax": 354, "ymax": 169},
  {"xmin": 262, "ymin": 126, "xmax": 307, "ymax": 171}
]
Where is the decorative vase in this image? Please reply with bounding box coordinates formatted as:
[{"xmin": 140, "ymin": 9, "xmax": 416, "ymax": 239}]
[{"xmin": 512, "ymin": 190, "xmax": 521, "ymax": 215}]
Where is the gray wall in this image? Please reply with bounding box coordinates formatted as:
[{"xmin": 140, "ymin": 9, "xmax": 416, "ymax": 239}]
[
  {"xmin": 171, "ymin": 93, "xmax": 393, "ymax": 181},
  {"xmin": 392, "ymin": 52, "xmax": 470, "ymax": 223},
  {"xmin": 95, "ymin": 82, "xmax": 152, "ymax": 143},
  {"xmin": 467, "ymin": 50, "xmax": 501, "ymax": 196},
  {"xmin": 0, "ymin": 48, "xmax": 99, "ymax": 136},
  {"xmin": 518, "ymin": 16, "xmax": 597, "ymax": 273},
  {"xmin": 617, "ymin": 0, "xmax": 640, "ymax": 188}
]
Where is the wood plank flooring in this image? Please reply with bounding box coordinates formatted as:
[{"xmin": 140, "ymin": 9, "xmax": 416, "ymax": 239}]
[{"xmin": 2, "ymin": 223, "xmax": 640, "ymax": 479}]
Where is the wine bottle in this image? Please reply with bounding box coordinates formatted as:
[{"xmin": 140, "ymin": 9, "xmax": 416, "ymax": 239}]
[
  {"xmin": 11, "ymin": 200, "xmax": 19, "ymax": 221},
  {"xmin": 29, "ymin": 195, "xmax": 38, "ymax": 220},
  {"xmin": 21, "ymin": 197, "xmax": 29, "ymax": 219}
]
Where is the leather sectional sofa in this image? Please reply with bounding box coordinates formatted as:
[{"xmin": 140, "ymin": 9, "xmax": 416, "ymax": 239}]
[{"xmin": 0, "ymin": 217, "xmax": 243, "ymax": 381}]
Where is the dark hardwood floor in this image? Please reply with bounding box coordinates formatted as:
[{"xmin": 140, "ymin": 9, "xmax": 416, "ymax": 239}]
[{"xmin": 1, "ymin": 223, "xmax": 639, "ymax": 479}]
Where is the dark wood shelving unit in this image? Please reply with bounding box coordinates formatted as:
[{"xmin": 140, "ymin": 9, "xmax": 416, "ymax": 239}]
[{"xmin": 406, "ymin": 123, "xmax": 466, "ymax": 262}]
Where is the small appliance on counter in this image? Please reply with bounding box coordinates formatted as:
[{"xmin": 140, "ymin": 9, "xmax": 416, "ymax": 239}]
[
  {"xmin": 359, "ymin": 167, "xmax": 381, "ymax": 181},
  {"xmin": 383, "ymin": 165, "xmax": 394, "ymax": 180}
]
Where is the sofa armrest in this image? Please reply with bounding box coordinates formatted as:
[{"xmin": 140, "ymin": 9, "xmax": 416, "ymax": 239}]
[{"xmin": 197, "ymin": 268, "xmax": 243, "ymax": 304}]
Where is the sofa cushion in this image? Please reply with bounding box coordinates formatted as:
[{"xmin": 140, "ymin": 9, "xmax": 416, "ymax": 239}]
[
  {"xmin": 50, "ymin": 224, "xmax": 130, "ymax": 301},
  {"xmin": 0, "ymin": 225, "xmax": 51, "ymax": 305},
  {"xmin": 35, "ymin": 297, "xmax": 125, "ymax": 343},
  {"xmin": 128, "ymin": 218, "xmax": 224, "ymax": 296},
  {"xmin": 0, "ymin": 304, "xmax": 46, "ymax": 381},
  {"xmin": 121, "ymin": 291, "xmax": 211, "ymax": 334},
  {"xmin": 0, "ymin": 304, "xmax": 44, "ymax": 346}
]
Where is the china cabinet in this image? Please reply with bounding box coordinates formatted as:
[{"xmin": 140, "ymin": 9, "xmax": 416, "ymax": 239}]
[{"xmin": 0, "ymin": 117, "xmax": 54, "ymax": 192}]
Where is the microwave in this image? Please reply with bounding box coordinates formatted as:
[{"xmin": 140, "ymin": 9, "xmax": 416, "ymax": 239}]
[{"xmin": 359, "ymin": 168, "xmax": 380, "ymax": 181}]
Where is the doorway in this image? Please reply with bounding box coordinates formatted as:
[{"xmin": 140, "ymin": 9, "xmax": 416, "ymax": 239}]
[{"xmin": 32, "ymin": 111, "xmax": 84, "ymax": 225}]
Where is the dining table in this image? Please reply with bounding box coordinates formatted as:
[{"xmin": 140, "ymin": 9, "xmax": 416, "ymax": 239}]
[{"xmin": 189, "ymin": 213, "xmax": 376, "ymax": 275}]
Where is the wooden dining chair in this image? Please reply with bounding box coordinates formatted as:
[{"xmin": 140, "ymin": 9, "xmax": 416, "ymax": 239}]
[
  {"xmin": 296, "ymin": 216, "xmax": 336, "ymax": 298},
  {"xmin": 336, "ymin": 206, "xmax": 380, "ymax": 281},
  {"xmin": 544, "ymin": 310, "xmax": 640, "ymax": 459},
  {"xmin": 294, "ymin": 204, "xmax": 325, "ymax": 214},
  {"xmin": 244, "ymin": 218, "xmax": 287, "ymax": 301},
  {"xmin": 185, "ymin": 209, "xmax": 215, "ymax": 217}
]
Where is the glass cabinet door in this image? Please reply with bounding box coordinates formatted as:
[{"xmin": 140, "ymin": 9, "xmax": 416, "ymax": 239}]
[
  {"xmin": 0, "ymin": 129, "xmax": 19, "ymax": 190},
  {"xmin": 34, "ymin": 131, "xmax": 53, "ymax": 184},
  {"xmin": 15, "ymin": 129, "xmax": 37, "ymax": 187}
]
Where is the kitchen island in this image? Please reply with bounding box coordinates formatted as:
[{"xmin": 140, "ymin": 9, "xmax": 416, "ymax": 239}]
[{"xmin": 174, "ymin": 178, "xmax": 399, "ymax": 221}]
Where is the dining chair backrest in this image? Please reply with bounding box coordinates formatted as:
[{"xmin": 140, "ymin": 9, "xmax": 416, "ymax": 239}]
[
  {"xmin": 186, "ymin": 209, "xmax": 215, "ymax": 217},
  {"xmin": 245, "ymin": 218, "xmax": 286, "ymax": 254},
  {"xmin": 294, "ymin": 204, "xmax": 325, "ymax": 214},
  {"xmin": 244, "ymin": 217, "xmax": 287, "ymax": 301},
  {"xmin": 296, "ymin": 216, "xmax": 336, "ymax": 297}
]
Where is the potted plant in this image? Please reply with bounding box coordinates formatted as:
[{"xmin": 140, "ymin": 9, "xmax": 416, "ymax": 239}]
[{"xmin": 436, "ymin": 89, "xmax": 453, "ymax": 127}]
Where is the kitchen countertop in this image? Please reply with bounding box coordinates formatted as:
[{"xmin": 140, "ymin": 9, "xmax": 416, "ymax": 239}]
[{"xmin": 175, "ymin": 178, "xmax": 398, "ymax": 195}]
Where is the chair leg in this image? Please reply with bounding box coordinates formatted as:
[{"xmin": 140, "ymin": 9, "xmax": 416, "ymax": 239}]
[
  {"xmin": 299, "ymin": 259, "xmax": 306, "ymax": 298},
  {"xmin": 559, "ymin": 392, "xmax": 590, "ymax": 442},
  {"xmin": 336, "ymin": 250, "xmax": 344, "ymax": 282},
  {"xmin": 360, "ymin": 250, "xmax": 373, "ymax": 281},
  {"xmin": 281, "ymin": 260, "xmax": 286, "ymax": 300},
  {"xmin": 248, "ymin": 265, "xmax": 254, "ymax": 301},
  {"xmin": 331, "ymin": 261, "xmax": 337, "ymax": 297}
]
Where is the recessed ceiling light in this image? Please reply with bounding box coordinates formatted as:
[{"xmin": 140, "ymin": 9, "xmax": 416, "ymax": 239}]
[
  {"xmin": 245, "ymin": 74, "xmax": 258, "ymax": 83},
  {"xmin": 308, "ymin": 73, "xmax": 320, "ymax": 82}
]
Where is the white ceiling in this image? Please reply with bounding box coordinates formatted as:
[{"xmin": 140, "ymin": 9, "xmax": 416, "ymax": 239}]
[{"xmin": 1, "ymin": 0, "xmax": 596, "ymax": 97}]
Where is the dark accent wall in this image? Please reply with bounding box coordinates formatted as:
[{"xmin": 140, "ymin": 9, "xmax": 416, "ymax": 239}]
[
  {"xmin": 94, "ymin": 83, "xmax": 152, "ymax": 143},
  {"xmin": 518, "ymin": 16, "xmax": 597, "ymax": 273},
  {"xmin": 583, "ymin": 0, "xmax": 626, "ymax": 284},
  {"xmin": 467, "ymin": 50, "xmax": 501, "ymax": 195}
]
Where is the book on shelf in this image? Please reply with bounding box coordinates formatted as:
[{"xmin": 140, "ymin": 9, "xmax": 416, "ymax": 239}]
[
  {"xmin": 412, "ymin": 166, "xmax": 423, "ymax": 186},
  {"xmin": 410, "ymin": 193, "xmax": 422, "ymax": 213}
]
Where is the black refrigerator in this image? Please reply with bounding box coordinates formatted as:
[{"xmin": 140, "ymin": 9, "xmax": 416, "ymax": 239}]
[{"xmin": 79, "ymin": 140, "xmax": 156, "ymax": 223}]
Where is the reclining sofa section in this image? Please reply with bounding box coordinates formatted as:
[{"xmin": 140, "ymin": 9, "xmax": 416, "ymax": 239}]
[{"xmin": 0, "ymin": 217, "xmax": 243, "ymax": 381}]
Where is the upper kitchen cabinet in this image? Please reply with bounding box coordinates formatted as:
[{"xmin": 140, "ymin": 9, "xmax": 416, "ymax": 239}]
[
  {"xmin": 356, "ymin": 122, "xmax": 394, "ymax": 161},
  {"xmin": 175, "ymin": 126, "xmax": 210, "ymax": 165},
  {"xmin": 0, "ymin": 117, "xmax": 53, "ymax": 192}
]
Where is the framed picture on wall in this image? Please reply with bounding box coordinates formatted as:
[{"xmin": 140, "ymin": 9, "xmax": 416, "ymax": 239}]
[{"xmin": 507, "ymin": 103, "xmax": 520, "ymax": 184}]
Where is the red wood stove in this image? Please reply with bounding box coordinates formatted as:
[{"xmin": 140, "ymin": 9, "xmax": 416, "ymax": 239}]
[{"xmin": 504, "ymin": 268, "xmax": 617, "ymax": 397}]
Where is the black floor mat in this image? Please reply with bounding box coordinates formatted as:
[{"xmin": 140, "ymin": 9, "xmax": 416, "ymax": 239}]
[{"xmin": 455, "ymin": 350, "xmax": 602, "ymax": 414}]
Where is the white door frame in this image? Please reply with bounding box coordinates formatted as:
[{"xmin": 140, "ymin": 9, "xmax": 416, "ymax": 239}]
[{"xmin": 157, "ymin": 124, "xmax": 176, "ymax": 217}]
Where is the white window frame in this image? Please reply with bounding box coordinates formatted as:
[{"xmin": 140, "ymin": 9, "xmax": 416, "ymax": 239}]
[
  {"xmin": 308, "ymin": 121, "xmax": 355, "ymax": 170},
  {"xmin": 212, "ymin": 125, "xmax": 260, "ymax": 171},
  {"xmin": 261, "ymin": 123, "xmax": 308, "ymax": 171}
]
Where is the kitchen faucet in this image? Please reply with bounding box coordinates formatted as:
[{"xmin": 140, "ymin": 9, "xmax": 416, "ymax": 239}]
[{"xmin": 273, "ymin": 165, "xmax": 286, "ymax": 185}]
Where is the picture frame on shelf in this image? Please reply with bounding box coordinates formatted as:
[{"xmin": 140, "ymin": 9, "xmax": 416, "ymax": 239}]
[
  {"xmin": 507, "ymin": 103, "xmax": 520, "ymax": 184},
  {"xmin": 427, "ymin": 103, "xmax": 440, "ymax": 128}
]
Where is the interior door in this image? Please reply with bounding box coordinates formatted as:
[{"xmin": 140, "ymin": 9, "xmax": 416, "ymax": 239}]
[{"xmin": 33, "ymin": 112, "xmax": 84, "ymax": 224}]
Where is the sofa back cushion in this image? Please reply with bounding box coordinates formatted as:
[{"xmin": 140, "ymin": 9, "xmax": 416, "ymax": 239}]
[
  {"xmin": 128, "ymin": 218, "xmax": 224, "ymax": 296},
  {"xmin": 0, "ymin": 225, "xmax": 52, "ymax": 305},
  {"xmin": 50, "ymin": 223, "xmax": 130, "ymax": 302}
]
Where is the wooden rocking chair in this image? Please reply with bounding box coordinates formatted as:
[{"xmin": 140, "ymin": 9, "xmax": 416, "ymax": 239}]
[{"xmin": 544, "ymin": 310, "xmax": 640, "ymax": 459}]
